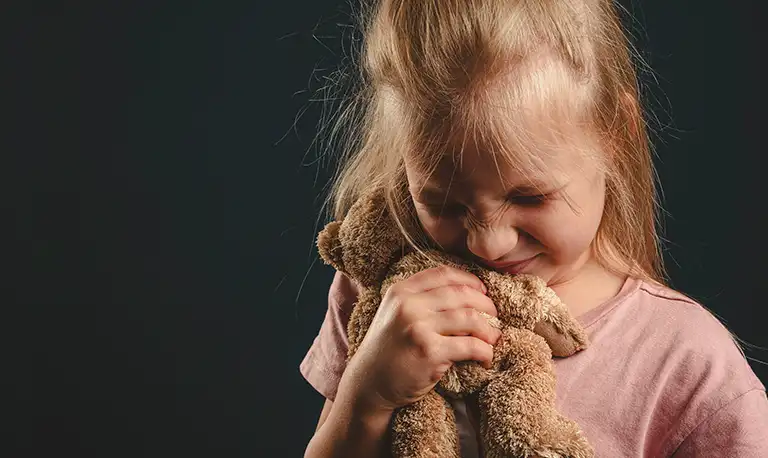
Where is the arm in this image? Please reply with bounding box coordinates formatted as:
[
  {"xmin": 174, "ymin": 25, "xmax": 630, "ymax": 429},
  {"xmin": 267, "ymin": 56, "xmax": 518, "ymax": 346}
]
[
  {"xmin": 314, "ymin": 399, "xmax": 334, "ymax": 433},
  {"xmin": 304, "ymin": 396, "xmax": 393, "ymax": 458},
  {"xmin": 302, "ymin": 272, "xmax": 392, "ymax": 457},
  {"xmin": 303, "ymin": 266, "xmax": 498, "ymax": 457},
  {"xmin": 671, "ymin": 389, "xmax": 768, "ymax": 457}
]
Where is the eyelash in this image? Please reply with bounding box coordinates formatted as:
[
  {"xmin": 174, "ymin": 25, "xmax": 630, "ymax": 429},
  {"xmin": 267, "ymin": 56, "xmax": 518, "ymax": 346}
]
[
  {"xmin": 426, "ymin": 203, "xmax": 465, "ymax": 216},
  {"xmin": 424, "ymin": 193, "xmax": 549, "ymax": 216},
  {"xmin": 507, "ymin": 193, "xmax": 549, "ymax": 205}
]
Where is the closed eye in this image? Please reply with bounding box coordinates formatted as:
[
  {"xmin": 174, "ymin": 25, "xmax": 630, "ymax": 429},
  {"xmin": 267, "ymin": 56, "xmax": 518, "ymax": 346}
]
[
  {"xmin": 424, "ymin": 202, "xmax": 465, "ymax": 217},
  {"xmin": 507, "ymin": 193, "xmax": 549, "ymax": 206}
]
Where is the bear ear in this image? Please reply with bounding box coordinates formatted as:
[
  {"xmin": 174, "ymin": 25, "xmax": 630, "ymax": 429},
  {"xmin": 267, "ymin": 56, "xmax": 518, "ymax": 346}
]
[
  {"xmin": 317, "ymin": 220, "xmax": 345, "ymax": 273},
  {"xmin": 317, "ymin": 188, "xmax": 406, "ymax": 288}
]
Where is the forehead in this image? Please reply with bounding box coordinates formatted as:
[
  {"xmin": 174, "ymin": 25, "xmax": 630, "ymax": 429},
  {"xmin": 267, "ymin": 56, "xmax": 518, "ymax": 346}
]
[
  {"xmin": 404, "ymin": 111, "xmax": 601, "ymax": 195},
  {"xmin": 406, "ymin": 133, "xmax": 592, "ymax": 196},
  {"xmin": 395, "ymin": 51, "xmax": 603, "ymax": 193}
]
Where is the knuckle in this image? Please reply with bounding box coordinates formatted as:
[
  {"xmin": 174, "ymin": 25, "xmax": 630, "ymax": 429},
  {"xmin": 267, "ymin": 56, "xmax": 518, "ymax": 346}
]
[
  {"xmin": 462, "ymin": 307, "xmax": 477, "ymax": 322},
  {"xmin": 475, "ymin": 296, "xmax": 493, "ymax": 314},
  {"xmin": 385, "ymin": 282, "xmax": 404, "ymax": 301},
  {"xmin": 486, "ymin": 298, "xmax": 498, "ymax": 315},
  {"xmin": 429, "ymin": 368, "xmax": 444, "ymax": 384},
  {"xmin": 423, "ymin": 345, "xmax": 439, "ymax": 364},
  {"xmin": 447, "ymin": 284, "xmax": 470, "ymax": 296},
  {"xmin": 406, "ymin": 322, "xmax": 434, "ymax": 354},
  {"xmin": 471, "ymin": 339, "xmax": 489, "ymax": 358},
  {"xmin": 414, "ymin": 335, "xmax": 438, "ymax": 362},
  {"xmin": 434, "ymin": 264, "xmax": 453, "ymax": 276},
  {"xmin": 405, "ymin": 321, "xmax": 427, "ymax": 341},
  {"xmin": 467, "ymin": 337, "xmax": 480, "ymax": 353},
  {"xmin": 429, "ymin": 343, "xmax": 446, "ymax": 365},
  {"xmin": 396, "ymin": 302, "xmax": 417, "ymax": 324}
]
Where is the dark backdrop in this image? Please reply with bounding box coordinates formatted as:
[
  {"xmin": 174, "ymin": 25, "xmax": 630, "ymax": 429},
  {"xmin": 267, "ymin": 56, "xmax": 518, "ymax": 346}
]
[{"xmin": 7, "ymin": 1, "xmax": 765, "ymax": 457}]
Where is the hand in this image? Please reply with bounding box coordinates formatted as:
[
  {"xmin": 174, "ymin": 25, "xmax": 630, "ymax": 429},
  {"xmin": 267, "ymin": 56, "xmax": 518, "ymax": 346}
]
[{"xmin": 337, "ymin": 265, "xmax": 501, "ymax": 414}]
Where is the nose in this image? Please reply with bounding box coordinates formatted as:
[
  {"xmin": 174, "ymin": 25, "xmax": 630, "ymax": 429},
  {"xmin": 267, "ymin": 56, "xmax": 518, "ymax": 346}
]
[{"xmin": 466, "ymin": 226, "xmax": 518, "ymax": 263}]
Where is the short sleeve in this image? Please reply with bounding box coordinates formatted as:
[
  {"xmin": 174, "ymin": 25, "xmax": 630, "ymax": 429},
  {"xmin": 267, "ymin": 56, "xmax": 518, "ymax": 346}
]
[
  {"xmin": 625, "ymin": 288, "xmax": 768, "ymax": 457},
  {"xmin": 299, "ymin": 271, "xmax": 360, "ymax": 401},
  {"xmin": 672, "ymin": 389, "xmax": 768, "ymax": 457}
]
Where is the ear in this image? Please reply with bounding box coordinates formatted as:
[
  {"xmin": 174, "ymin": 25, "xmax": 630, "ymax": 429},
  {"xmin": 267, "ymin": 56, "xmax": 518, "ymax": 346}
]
[
  {"xmin": 533, "ymin": 320, "xmax": 586, "ymax": 357},
  {"xmin": 533, "ymin": 290, "xmax": 589, "ymax": 357},
  {"xmin": 330, "ymin": 188, "xmax": 406, "ymax": 288},
  {"xmin": 317, "ymin": 220, "xmax": 345, "ymax": 273}
]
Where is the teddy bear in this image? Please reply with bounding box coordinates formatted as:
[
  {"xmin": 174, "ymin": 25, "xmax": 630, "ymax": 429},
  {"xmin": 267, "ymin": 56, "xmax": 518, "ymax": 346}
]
[{"xmin": 316, "ymin": 187, "xmax": 594, "ymax": 458}]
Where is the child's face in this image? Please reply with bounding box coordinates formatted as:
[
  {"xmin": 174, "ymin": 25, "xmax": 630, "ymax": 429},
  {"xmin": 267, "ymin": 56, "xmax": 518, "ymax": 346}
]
[{"xmin": 405, "ymin": 140, "xmax": 606, "ymax": 287}]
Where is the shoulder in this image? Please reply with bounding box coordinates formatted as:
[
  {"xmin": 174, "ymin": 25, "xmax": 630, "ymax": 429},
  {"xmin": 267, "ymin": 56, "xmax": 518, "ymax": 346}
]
[
  {"xmin": 620, "ymin": 280, "xmax": 743, "ymax": 353},
  {"xmin": 629, "ymin": 280, "xmax": 767, "ymax": 453},
  {"xmin": 631, "ymin": 280, "xmax": 760, "ymax": 386},
  {"xmin": 592, "ymin": 278, "xmax": 764, "ymax": 396}
]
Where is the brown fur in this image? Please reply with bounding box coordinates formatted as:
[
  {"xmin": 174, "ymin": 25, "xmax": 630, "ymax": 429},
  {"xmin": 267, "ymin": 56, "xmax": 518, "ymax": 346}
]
[{"xmin": 317, "ymin": 188, "xmax": 594, "ymax": 458}]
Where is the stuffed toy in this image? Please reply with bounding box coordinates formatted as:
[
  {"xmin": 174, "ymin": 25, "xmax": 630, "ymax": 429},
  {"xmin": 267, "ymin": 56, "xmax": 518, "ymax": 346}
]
[{"xmin": 316, "ymin": 188, "xmax": 594, "ymax": 458}]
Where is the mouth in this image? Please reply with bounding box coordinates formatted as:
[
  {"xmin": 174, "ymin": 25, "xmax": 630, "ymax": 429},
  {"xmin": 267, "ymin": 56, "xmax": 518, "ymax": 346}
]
[{"xmin": 484, "ymin": 255, "xmax": 539, "ymax": 274}]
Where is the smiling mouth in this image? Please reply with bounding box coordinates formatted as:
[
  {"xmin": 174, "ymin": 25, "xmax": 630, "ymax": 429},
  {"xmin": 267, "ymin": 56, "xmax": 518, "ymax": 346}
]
[{"xmin": 483, "ymin": 254, "xmax": 539, "ymax": 270}]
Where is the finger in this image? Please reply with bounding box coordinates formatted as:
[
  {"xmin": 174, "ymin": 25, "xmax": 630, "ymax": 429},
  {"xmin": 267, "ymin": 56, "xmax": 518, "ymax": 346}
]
[
  {"xmin": 399, "ymin": 265, "xmax": 487, "ymax": 295},
  {"xmin": 433, "ymin": 308, "xmax": 501, "ymax": 345},
  {"xmin": 439, "ymin": 335, "xmax": 494, "ymax": 368},
  {"xmin": 413, "ymin": 284, "xmax": 497, "ymax": 317}
]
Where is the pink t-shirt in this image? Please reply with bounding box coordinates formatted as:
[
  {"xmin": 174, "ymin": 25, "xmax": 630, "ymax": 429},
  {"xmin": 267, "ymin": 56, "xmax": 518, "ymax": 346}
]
[{"xmin": 300, "ymin": 271, "xmax": 768, "ymax": 457}]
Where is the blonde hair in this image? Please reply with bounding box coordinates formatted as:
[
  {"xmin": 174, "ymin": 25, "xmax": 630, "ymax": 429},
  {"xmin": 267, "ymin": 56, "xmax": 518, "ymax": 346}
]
[{"xmin": 318, "ymin": 0, "xmax": 668, "ymax": 286}]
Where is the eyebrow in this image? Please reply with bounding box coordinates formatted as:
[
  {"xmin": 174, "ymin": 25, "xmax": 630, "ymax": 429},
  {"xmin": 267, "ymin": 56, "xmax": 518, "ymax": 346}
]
[{"xmin": 415, "ymin": 181, "xmax": 561, "ymax": 200}]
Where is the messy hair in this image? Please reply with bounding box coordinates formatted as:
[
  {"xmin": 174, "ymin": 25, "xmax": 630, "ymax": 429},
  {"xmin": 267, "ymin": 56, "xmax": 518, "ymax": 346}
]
[{"xmin": 319, "ymin": 0, "xmax": 667, "ymax": 285}]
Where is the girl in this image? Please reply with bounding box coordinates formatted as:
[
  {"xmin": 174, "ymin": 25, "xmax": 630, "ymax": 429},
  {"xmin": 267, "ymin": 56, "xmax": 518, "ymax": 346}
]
[{"xmin": 300, "ymin": 0, "xmax": 768, "ymax": 456}]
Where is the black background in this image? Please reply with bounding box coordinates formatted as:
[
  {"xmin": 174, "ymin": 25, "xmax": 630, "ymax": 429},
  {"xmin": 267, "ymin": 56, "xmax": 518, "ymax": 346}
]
[{"xmin": 7, "ymin": 1, "xmax": 766, "ymax": 457}]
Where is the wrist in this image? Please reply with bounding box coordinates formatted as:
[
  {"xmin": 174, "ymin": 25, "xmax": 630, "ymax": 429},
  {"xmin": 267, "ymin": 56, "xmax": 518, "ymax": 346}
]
[
  {"xmin": 338, "ymin": 359, "xmax": 398, "ymax": 415},
  {"xmin": 306, "ymin": 395, "xmax": 393, "ymax": 458},
  {"xmin": 337, "ymin": 383, "xmax": 395, "ymax": 421},
  {"xmin": 322, "ymin": 391, "xmax": 393, "ymax": 454},
  {"xmin": 335, "ymin": 378, "xmax": 394, "ymax": 432},
  {"xmin": 349, "ymin": 401, "xmax": 393, "ymax": 439}
]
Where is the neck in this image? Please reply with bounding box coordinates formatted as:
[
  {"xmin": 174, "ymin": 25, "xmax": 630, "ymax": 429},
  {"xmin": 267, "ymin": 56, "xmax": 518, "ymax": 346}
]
[{"xmin": 549, "ymin": 256, "xmax": 628, "ymax": 319}]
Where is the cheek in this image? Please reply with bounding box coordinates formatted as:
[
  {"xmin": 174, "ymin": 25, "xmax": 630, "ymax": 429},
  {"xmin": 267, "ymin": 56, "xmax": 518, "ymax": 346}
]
[
  {"xmin": 537, "ymin": 222, "xmax": 591, "ymax": 254},
  {"xmin": 531, "ymin": 204, "xmax": 602, "ymax": 259}
]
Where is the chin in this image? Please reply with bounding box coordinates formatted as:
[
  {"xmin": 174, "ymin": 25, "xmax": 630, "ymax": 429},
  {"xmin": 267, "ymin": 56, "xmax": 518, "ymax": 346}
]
[{"xmin": 541, "ymin": 257, "xmax": 592, "ymax": 287}]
